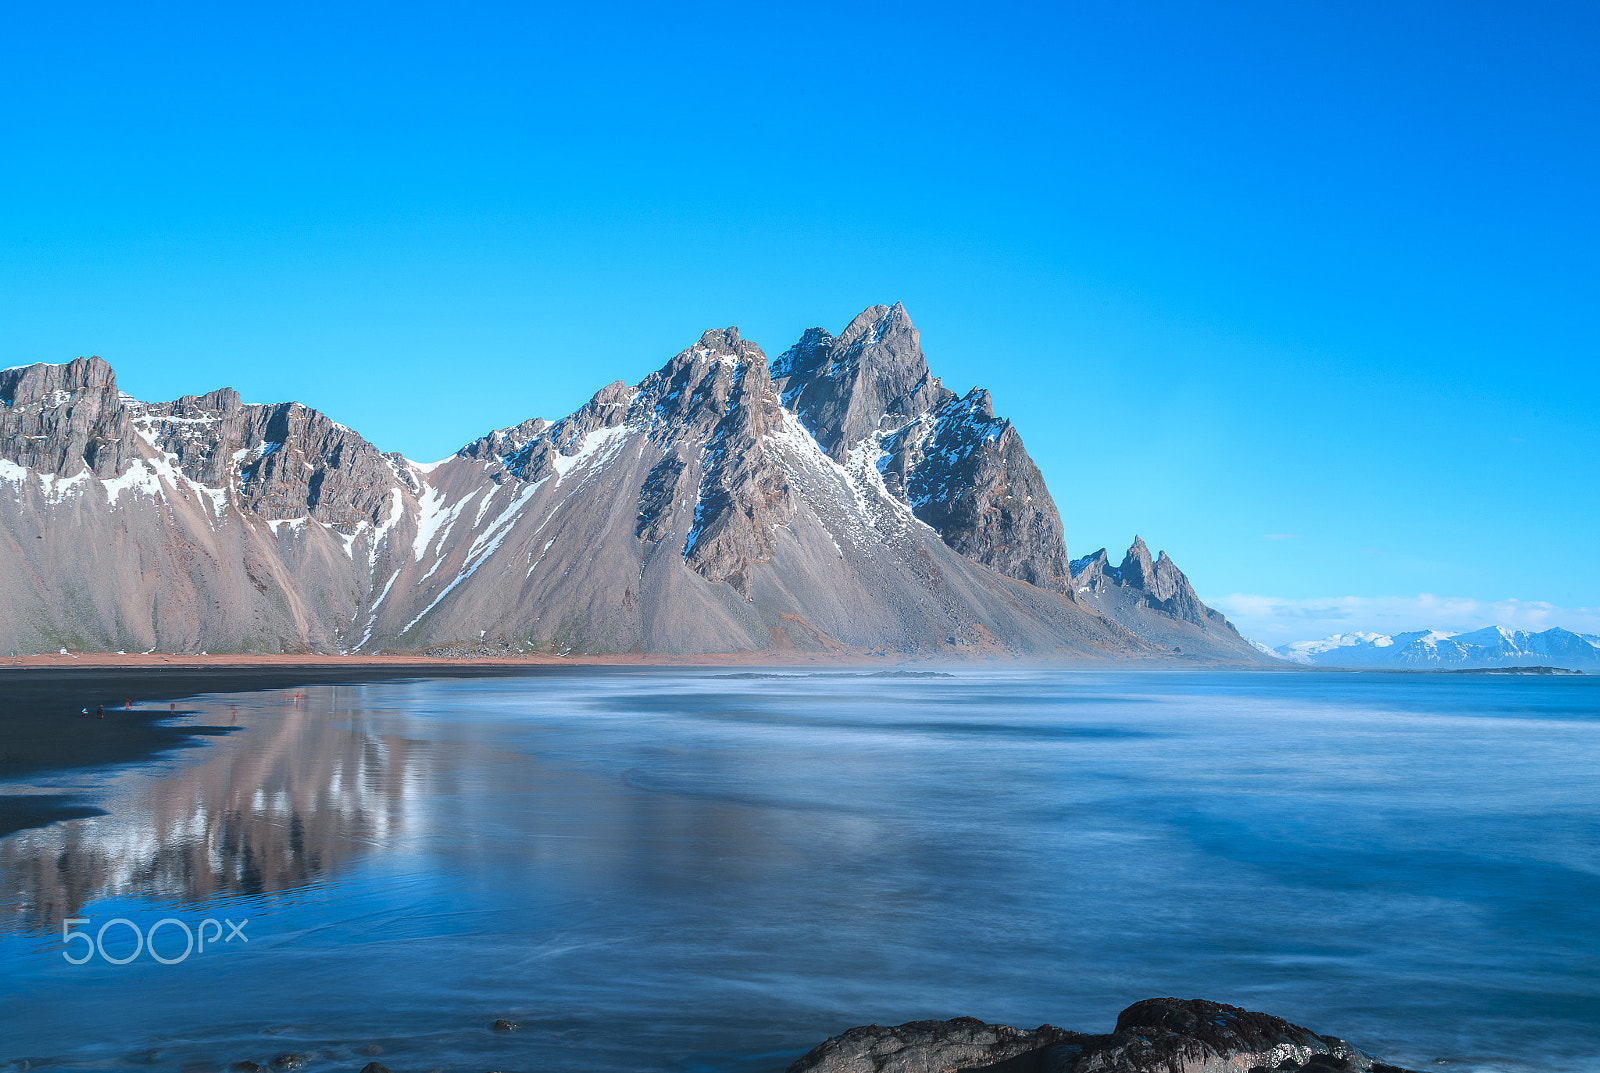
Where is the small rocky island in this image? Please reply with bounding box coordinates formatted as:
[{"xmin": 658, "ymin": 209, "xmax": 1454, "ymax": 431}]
[{"xmin": 787, "ymin": 998, "xmax": 1420, "ymax": 1073}]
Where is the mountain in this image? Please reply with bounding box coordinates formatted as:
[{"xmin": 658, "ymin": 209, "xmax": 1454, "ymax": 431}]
[
  {"xmin": 1272, "ymin": 626, "xmax": 1600, "ymax": 669},
  {"xmin": 0, "ymin": 304, "xmax": 1265, "ymax": 662},
  {"xmin": 1068, "ymin": 540, "xmax": 1252, "ymax": 657}
]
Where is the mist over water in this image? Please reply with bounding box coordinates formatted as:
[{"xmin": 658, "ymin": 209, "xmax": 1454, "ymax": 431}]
[{"xmin": 1, "ymin": 671, "xmax": 1596, "ymax": 1073}]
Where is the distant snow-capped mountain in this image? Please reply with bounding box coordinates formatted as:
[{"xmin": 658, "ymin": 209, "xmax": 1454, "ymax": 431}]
[{"xmin": 1271, "ymin": 626, "xmax": 1600, "ymax": 669}]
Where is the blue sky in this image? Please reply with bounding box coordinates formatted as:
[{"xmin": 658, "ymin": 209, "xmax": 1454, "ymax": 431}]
[{"xmin": 2, "ymin": 1, "xmax": 1596, "ymax": 642}]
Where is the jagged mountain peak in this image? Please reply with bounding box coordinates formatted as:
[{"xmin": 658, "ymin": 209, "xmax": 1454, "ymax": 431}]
[
  {"xmin": 765, "ymin": 304, "xmax": 1074, "ymax": 597},
  {"xmin": 1119, "ymin": 537, "xmax": 1156, "ymax": 587},
  {"xmin": 1068, "ymin": 537, "xmax": 1249, "ymax": 651},
  {"xmin": 0, "ymin": 355, "xmax": 119, "ymax": 406},
  {"xmin": 773, "ymin": 303, "xmax": 946, "ymax": 461},
  {"xmin": 582, "ymin": 379, "xmax": 633, "ymax": 418},
  {"xmin": 1116, "ymin": 539, "xmax": 1188, "ymax": 594},
  {"xmin": 835, "ymin": 300, "xmax": 915, "ymax": 349},
  {"xmin": 690, "ymin": 325, "xmax": 756, "ymax": 357}
]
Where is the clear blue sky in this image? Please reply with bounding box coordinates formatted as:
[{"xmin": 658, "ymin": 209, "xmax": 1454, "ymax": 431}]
[{"xmin": 2, "ymin": 1, "xmax": 1596, "ymax": 640}]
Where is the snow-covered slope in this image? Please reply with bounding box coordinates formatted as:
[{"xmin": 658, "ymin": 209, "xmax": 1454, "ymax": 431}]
[
  {"xmin": 0, "ymin": 306, "xmax": 1269, "ymax": 661},
  {"xmin": 1271, "ymin": 626, "xmax": 1600, "ymax": 669}
]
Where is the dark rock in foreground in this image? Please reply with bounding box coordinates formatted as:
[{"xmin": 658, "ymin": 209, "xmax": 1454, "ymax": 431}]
[{"xmin": 786, "ymin": 998, "xmax": 1421, "ymax": 1073}]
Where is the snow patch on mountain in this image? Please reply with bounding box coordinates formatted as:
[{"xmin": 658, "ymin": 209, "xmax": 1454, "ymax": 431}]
[
  {"xmin": 551, "ymin": 424, "xmax": 629, "ymax": 485},
  {"xmin": 413, "ymin": 486, "xmax": 479, "ymax": 563}
]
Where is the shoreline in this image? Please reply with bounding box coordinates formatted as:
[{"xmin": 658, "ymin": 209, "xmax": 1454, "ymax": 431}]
[
  {"xmin": 0, "ymin": 650, "xmax": 1003, "ymax": 840},
  {"xmin": 0, "ymin": 658, "xmax": 611, "ymax": 840},
  {"xmin": 1, "ymin": 651, "xmax": 1578, "ymax": 674},
  {"xmin": 1, "ymin": 653, "xmax": 1569, "ymax": 841},
  {"xmin": 0, "ymin": 649, "xmax": 906, "ymax": 670}
]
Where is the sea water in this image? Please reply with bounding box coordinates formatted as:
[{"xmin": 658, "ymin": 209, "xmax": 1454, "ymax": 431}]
[{"xmin": 0, "ymin": 670, "xmax": 1596, "ymax": 1073}]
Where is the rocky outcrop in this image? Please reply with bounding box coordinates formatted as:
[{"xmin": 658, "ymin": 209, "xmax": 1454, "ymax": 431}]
[
  {"xmin": 0, "ymin": 306, "xmax": 1271, "ymax": 660},
  {"xmin": 676, "ymin": 335, "xmax": 797, "ymax": 595},
  {"xmin": 787, "ymin": 998, "xmax": 1420, "ymax": 1073},
  {"xmin": 457, "ymin": 415, "xmax": 550, "ymax": 470},
  {"xmin": 0, "ymin": 356, "xmax": 136, "ymax": 479},
  {"xmin": 786, "ymin": 1017, "xmax": 1065, "ymax": 1073},
  {"xmin": 0, "ymin": 359, "xmax": 406, "ymax": 532},
  {"xmin": 897, "ymin": 390, "xmax": 1072, "ymax": 596},
  {"xmin": 140, "ymin": 392, "xmax": 402, "ymax": 528}
]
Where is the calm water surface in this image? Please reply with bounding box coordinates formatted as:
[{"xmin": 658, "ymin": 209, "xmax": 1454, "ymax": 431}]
[{"xmin": 0, "ymin": 670, "xmax": 1596, "ymax": 1073}]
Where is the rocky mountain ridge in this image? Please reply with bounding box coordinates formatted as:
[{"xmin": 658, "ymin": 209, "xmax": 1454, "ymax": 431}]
[
  {"xmin": 1068, "ymin": 538, "xmax": 1248, "ymax": 657},
  {"xmin": 0, "ymin": 305, "xmax": 1265, "ymax": 662}
]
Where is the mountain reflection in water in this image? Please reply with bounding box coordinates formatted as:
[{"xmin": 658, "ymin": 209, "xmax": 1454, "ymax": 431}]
[
  {"xmin": 1, "ymin": 694, "xmax": 432, "ymax": 931},
  {"xmin": 0, "ymin": 671, "xmax": 1596, "ymax": 1073}
]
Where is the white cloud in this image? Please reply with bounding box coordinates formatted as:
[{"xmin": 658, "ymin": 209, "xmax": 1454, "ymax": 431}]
[{"xmin": 1204, "ymin": 592, "xmax": 1600, "ymax": 645}]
